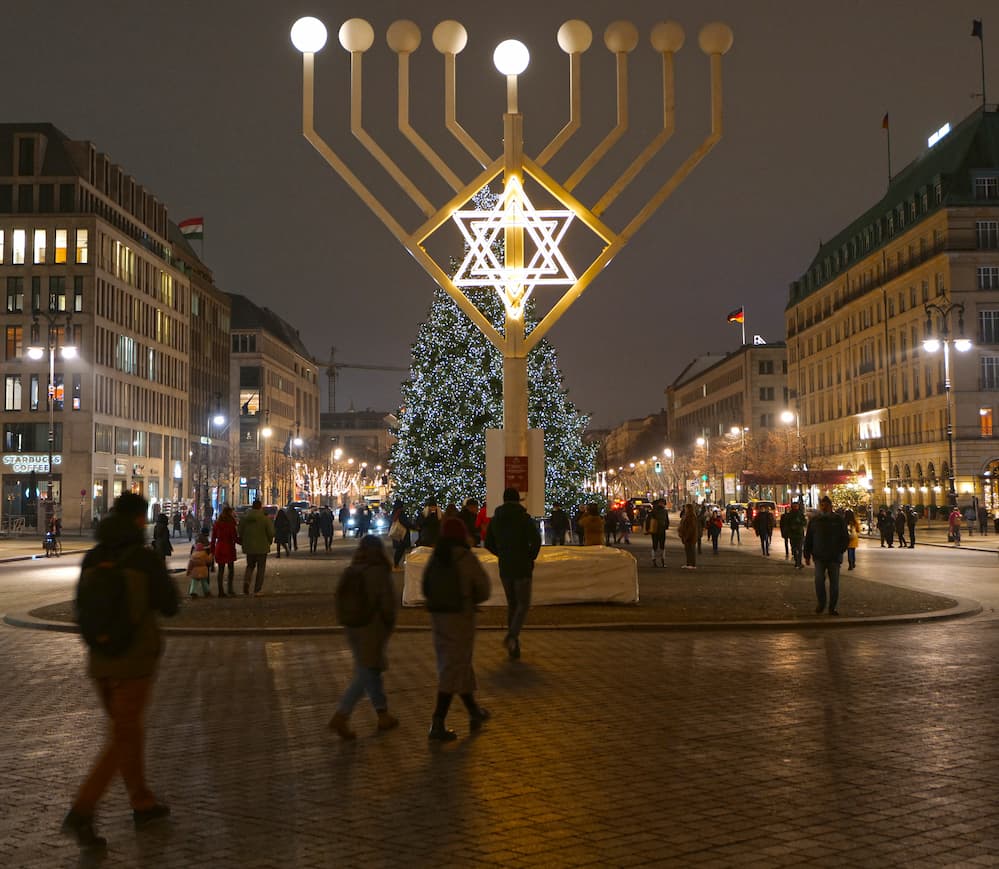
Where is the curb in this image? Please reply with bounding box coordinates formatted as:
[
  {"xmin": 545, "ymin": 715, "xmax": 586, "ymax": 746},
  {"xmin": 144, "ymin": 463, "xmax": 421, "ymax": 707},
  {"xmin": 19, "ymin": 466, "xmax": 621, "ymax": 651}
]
[{"xmin": 2, "ymin": 595, "xmax": 982, "ymax": 636}]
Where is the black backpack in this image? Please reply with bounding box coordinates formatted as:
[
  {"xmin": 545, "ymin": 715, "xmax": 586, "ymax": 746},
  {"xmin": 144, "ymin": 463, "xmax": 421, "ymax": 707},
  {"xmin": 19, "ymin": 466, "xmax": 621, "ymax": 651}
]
[
  {"xmin": 335, "ymin": 565, "xmax": 376, "ymax": 627},
  {"xmin": 422, "ymin": 557, "xmax": 464, "ymax": 613},
  {"xmin": 75, "ymin": 546, "xmax": 141, "ymax": 657}
]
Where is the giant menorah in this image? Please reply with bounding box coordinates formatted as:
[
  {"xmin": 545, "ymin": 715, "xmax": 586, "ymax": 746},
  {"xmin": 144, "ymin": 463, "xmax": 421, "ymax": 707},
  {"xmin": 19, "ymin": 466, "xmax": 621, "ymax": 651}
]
[{"xmin": 290, "ymin": 16, "xmax": 733, "ymax": 508}]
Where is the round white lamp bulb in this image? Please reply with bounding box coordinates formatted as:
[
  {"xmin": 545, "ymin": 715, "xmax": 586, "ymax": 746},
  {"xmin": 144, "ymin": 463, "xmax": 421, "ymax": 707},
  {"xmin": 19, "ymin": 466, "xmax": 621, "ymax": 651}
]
[
  {"xmin": 494, "ymin": 39, "xmax": 530, "ymax": 75},
  {"xmin": 290, "ymin": 17, "xmax": 328, "ymax": 53}
]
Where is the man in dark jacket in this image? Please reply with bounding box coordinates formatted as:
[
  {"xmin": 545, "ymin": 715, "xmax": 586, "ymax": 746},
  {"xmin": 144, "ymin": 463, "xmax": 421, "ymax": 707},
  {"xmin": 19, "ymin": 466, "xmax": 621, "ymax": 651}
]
[
  {"xmin": 62, "ymin": 492, "xmax": 178, "ymax": 852},
  {"xmin": 484, "ymin": 488, "xmax": 542, "ymax": 660},
  {"xmin": 803, "ymin": 495, "xmax": 849, "ymax": 615},
  {"xmin": 549, "ymin": 504, "xmax": 570, "ymax": 546},
  {"xmin": 783, "ymin": 503, "xmax": 808, "ymax": 568},
  {"xmin": 459, "ymin": 498, "xmax": 481, "ymax": 546}
]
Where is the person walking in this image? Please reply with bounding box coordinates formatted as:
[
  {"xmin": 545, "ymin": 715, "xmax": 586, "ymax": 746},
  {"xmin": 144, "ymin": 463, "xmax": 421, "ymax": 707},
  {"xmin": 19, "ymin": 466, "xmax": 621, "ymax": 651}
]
[
  {"xmin": 603, "ymin": 507, "xmax": 618, "ymax": 545},
  {"xmin": 645, "ymin": 499, "xmax": 669, "ymax": 566},
  {"xmin": 288, "ymin": 506, "xmax": 301, "ymax": 551},
  {"xmin": 844, "ymin": 509, "xmax": 861, "ymax": 570},
  {"xmin": 337, "ymin": 504, "xmax": 350, "ymax": 538},
  {"xmin": 424, "ymin": 518, "xmax": 492, "ymax": 741},
  {"xmin": 779, "ymin": 508, "xmax": 792, "ymax": 558},
  {"xmin": 678, "ymin": 504, "xmax": 699, "ymax": 569},
  {"xmin": 484, "ymin": 487, "xmax": 542, "ymax": 661},
  {"xmin": 894, "ymin": 508, "xmax": 907, "ymax": 549},
  {"xmin": 184, "ymin": 511, "xmax": 197, "ymax": 543},
  {"xmin": 877, "ymin": 508, "xmax": 893, "ymax": 548},
  {"xmin": 307, "ymin": 510, "xmax": 321, "ymax": 553},
  {"xmin": 706, "ymin": 509, "xmax": 723, "ymax": 555},
  {"xmin": 388, "ymin": 499, "xmax": 414, "ymax": 570},
  {"xmin": 906, "ymin": 507, "xmax": 918, "ymax": 549},
  {"xmin": 151, "ymin": 513, "xmax": 172, "ymax": 559},
  {"xmin": 549, "ymin": 503, "xmax": 570, "ymax": 546},
  {"xmin": 61, "ymin": 492, "xmax": 178, "ymax": 852},
  {"xmin": 784, "ymin": 502, "xmax": 807, "ymax": 568},
  {"xmin": 948, "ymin": 506, "xmax": 963, "ymax": 545},
  {"xmin": 172, "ymin": 510, "xmax": 182, "ymax": 539},
  {"xmin": 752, "ymin": 507, "xmax": 774, "ymax": 556},
  {"xmin": 579, "ymin": 504, "xmax": 604, "ymax": 545},
  {"xmin": 274, "ymin": 508, "xmax": 292, "ymax": 559},
  {"xmin": 319, "ymin": 506, "xmax": 335, "ymax": 549},
  {"xmin": 475, "ymin": 501, "xmax": 490, "ymax": 545},
  {"xmin": 328, "ymin": 535, "xmax": 399, "ymax": 740},
  {"xmin": 210, "ymin": 504, "xmax": 238, "ymax": 596},
  {"xmin": 274, "ymin": 507, "xmax": 291, "ymax": 558},
  {"xmin": 728, "ymin": 508, "xmax": 741, "ymax": 544},
  {"xmin": 237, "ymin": 499, "xmax": 275, "ymax": 595},
  {"xmin": 803, "ymin": 495, "xmax": 849, "ymax": 615}
]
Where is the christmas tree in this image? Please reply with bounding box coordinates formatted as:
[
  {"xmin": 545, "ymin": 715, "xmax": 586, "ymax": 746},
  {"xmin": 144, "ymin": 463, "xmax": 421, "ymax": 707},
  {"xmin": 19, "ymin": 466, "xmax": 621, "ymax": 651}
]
[{"xmin": 390, "ymin": 187, "xmax": 595, "ymax": 513}]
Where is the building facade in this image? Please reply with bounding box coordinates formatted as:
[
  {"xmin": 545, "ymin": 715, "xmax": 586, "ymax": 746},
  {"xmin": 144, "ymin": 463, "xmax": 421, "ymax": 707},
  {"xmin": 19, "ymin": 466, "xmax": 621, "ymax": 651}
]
[
  {"xmin": 230, "ymin": 294, "xmax": 320, "ymax": 507},
  {"xmin": 0, "ymin": 124, "xmax": 194, "ymax": 531},
  {"xmin": 786, "ymin": 107, "xmax": 999, "ymax": 514},
  {"xmin": 665, "ymin": 345, "xmax": 789, "ymax": 502},
  {"xmin": 174, "ymin": 228, "xmax": 233, "ymax": 525}
]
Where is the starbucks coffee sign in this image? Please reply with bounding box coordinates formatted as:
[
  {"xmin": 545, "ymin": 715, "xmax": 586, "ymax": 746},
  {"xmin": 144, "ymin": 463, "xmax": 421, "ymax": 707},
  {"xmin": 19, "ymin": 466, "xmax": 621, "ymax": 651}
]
[{"xmin": 2, "ymin": 454, "xmax": 62, "ymax": 473}]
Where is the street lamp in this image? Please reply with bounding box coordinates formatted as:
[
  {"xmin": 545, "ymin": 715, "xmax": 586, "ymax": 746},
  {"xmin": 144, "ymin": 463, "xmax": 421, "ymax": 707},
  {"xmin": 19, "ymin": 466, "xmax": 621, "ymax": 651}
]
[
  {"xmin": 27, "ymin": 312, "xmax": 75, "ymax": 532},
  {"xmin": 923, "ymin": 298, "xmax": 972, "ymax": 508},
  {"xmin": 696, "ymin": 435, "xmax": 710, "ymax": 501},
  {"xmin": 260, "ymin": 411, "xmax": 273, "ymax": 505}
]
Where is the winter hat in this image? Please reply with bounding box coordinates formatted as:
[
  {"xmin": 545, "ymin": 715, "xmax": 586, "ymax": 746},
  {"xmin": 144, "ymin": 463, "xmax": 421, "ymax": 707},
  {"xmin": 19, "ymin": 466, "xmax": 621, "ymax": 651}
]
[{"xmin": 441, "ymin": 518, "xmax": 467, "ymax": 542}]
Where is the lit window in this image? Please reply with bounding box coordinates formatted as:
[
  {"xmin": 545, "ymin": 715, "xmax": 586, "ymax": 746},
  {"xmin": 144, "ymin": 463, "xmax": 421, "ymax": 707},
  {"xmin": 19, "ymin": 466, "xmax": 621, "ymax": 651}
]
[
  {"xmin": 0, "ymin": 229, "xmax": 4, "ymax": 263},
  {"xmin": 4, "ymin": 375, "xmax": 21, "ymax": 411},
  {"xmin": 54, "ymin": 229, "xmax": 67, "ymax": 263},
  {"xmin": 5, "ymin": 326, "xmax": 23, "ymax": 360},
  {"xmin": 75, "ymin": 228, "xmax": 88, "ymax": 263},
  {"xmin": 33, "ymin": 229, "xmax": 46, "ymax": 264},
  {"xmin": 981, "ymin": 408, "xmax": 994, "ymax": 437},
  {"xmin": 12, "ymin": 229, "xmax": 25, "ymax": 264}
]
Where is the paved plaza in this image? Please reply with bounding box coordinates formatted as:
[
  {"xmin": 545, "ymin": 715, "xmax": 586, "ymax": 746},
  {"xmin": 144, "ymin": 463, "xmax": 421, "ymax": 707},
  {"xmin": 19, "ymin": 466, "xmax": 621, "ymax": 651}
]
[{"xmin": 1, "ymin": 535, "xmax": 997, "ymax": 867}]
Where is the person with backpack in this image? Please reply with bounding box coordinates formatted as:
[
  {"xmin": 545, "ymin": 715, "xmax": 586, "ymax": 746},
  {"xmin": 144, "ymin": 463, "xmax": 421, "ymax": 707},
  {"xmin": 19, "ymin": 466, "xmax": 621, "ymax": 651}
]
[
  {"xmin": 62, "ymin": 492, "xmax": 178, "ymax": 852},
  {"xmin": 328, "ymin": 535, "xmax": 399, "ymax": 740},
  {"xmin": 644, "ymin": 499, "xmax": 669, "ymax": 567},
  {"xmin": 484, "ymin": 487, "xmax": 542, "ymax": 661},
  {"xmin": 424, "ymin": 517, "xmax": 491, "ymax": 741}
]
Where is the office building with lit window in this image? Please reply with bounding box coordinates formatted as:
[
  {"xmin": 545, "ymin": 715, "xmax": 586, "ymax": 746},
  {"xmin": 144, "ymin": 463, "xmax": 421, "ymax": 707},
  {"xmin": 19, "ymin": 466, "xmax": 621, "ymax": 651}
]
[
  {"xmin": 230, "ymin": 294, "xmax": 320, "ymax": 507},
  {"xmin": 785, "ymin": 107, "xmax": 999, "ymax": 514},
  {"xmin": 0, "ymin": 124, "xmax": 195, "ymax": 530}
]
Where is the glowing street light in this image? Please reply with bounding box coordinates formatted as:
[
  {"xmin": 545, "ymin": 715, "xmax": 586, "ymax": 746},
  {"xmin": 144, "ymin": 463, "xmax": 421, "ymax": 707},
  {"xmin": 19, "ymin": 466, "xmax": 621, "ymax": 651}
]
[{"xmin": 923, "ymin": 297, "xmax": 972, "ymax": 508}]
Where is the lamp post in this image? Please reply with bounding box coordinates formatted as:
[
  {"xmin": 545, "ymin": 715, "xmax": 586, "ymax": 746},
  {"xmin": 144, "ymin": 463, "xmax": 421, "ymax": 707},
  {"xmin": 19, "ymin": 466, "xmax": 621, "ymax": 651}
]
[
  {"xmin": 923, "ymin": 298, "xmax": 972, "ymax": 508},
  {"xmin": 780, "ymin": 410, "xmax": 804, "ymax": 505},
  {"xmin": 27, "ymin": 312, "xmax": 76, "ymax": 532},
  {"xmin": 259, "ymin": 411, "xmax": 273, "ymax": 505},
  {"xmin": 696, "ymin": 435, "xmax": 710, "ymax": 501}
]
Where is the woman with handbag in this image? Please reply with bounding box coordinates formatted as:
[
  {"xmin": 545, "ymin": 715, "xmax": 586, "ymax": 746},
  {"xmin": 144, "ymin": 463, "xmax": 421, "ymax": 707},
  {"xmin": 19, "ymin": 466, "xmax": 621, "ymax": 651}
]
[{"xmin": 388, "ymin": 499, "xmax": 412, "ymax": 571}]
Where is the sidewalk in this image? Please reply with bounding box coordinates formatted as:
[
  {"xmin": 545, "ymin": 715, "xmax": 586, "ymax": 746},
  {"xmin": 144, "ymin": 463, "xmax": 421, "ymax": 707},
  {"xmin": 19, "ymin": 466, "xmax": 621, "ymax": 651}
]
[{"xmin": 6, "ymin": 535, "xmax": 982, "ymax": 634}]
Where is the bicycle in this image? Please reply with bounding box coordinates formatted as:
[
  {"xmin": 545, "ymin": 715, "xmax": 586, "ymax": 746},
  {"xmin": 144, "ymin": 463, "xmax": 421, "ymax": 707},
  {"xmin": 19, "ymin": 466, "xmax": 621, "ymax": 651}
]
[{"xmin": 43, "ymin": 533, "xmax": 62, "ymax": 557}]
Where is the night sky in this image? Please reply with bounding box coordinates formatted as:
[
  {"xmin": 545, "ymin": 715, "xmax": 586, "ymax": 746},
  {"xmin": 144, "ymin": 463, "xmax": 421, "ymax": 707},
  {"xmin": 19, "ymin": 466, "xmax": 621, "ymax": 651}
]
[{"xmin": 4, "ymin": 1, "xmax": 994, "ymax": 427}]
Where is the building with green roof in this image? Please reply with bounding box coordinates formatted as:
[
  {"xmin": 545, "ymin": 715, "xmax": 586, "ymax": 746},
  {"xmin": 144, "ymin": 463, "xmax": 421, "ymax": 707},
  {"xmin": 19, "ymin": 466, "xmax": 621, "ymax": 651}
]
[{"xmin": 785, "ymin": 106, "xmax": 999, "ymax": 514}]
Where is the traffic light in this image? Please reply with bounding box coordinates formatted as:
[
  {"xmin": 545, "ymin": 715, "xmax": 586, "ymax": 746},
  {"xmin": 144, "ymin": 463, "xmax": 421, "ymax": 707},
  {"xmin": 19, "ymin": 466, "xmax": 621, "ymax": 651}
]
[{"xmin": 701, "ymin": 474, "xmax": 708, "ymax": 482}]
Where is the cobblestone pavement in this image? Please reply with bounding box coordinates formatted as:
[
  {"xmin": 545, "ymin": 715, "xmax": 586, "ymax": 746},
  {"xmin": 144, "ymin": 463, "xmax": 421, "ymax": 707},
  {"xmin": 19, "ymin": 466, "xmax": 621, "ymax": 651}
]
[{"xmin": 3, "ymin": 612, "xmax": 999, "ymax": 867}]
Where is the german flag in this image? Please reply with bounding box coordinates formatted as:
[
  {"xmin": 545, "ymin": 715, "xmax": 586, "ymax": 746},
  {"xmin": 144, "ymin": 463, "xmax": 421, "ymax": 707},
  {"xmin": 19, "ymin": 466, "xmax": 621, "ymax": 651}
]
[{"xmin": 726, "ymin": 307, "xmax": 744, "ymax": 324}]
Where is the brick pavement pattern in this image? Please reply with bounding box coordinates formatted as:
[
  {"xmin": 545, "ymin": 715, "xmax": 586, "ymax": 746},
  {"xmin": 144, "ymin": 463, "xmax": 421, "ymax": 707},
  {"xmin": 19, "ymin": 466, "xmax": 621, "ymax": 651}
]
[{"xmin": 2, "ymin": 617, "xmax": 999, "ymax": 867}]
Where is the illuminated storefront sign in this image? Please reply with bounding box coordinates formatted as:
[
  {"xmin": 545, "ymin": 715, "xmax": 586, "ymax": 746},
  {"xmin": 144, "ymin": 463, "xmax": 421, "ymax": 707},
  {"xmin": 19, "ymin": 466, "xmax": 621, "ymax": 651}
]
[{"xmin": 2, "ymin": 454, "xmax": 63, "ymax": 474}]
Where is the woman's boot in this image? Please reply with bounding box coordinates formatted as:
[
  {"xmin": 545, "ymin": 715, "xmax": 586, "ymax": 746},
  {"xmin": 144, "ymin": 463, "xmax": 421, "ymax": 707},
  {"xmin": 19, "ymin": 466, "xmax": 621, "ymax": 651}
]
[
  {"xmin": 328, "ymin": 711, "xmax": 356, "ymax": 740},
  {"xmin": 428, "ymin": 716, "xmax": 457, "ymax": 741},
  {"xmin": 376, "ymin": 710, "xmax": 399, "ymax": 731},
  {"xmin": 217, "ymin": 576, "xmax": 226, "ymax": 598}
]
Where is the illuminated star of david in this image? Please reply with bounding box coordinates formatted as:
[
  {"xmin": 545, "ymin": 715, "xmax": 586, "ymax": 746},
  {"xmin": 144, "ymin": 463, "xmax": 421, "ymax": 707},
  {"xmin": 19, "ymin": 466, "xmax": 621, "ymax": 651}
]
[{"xmin": 451, "ymin": 178, "xmax": 576, "ymax": 317}]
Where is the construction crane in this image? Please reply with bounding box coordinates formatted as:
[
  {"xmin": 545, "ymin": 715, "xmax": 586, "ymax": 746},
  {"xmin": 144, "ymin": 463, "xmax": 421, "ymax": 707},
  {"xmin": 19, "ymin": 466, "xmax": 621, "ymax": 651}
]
[{"xmin": 325, "ymin": 345, "xmax": 407, "ymax": 412}]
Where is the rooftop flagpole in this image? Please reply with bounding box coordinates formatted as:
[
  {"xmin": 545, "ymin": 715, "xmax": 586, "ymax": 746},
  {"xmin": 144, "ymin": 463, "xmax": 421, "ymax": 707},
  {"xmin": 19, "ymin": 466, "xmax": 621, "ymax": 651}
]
[
  {"xmin": 882, "ymin": 112, "xmax": 892, "ymax": 187},
  {"xmin": 972, "ymin": 19, "xmax": 986, "ymax": 108}
]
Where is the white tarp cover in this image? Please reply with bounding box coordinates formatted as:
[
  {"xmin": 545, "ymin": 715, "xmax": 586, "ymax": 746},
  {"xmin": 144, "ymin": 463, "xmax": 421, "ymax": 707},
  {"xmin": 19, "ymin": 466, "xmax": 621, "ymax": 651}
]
[{"xmin": 402, "ymin": 545, "xmax": 639, "ymax": 607}]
